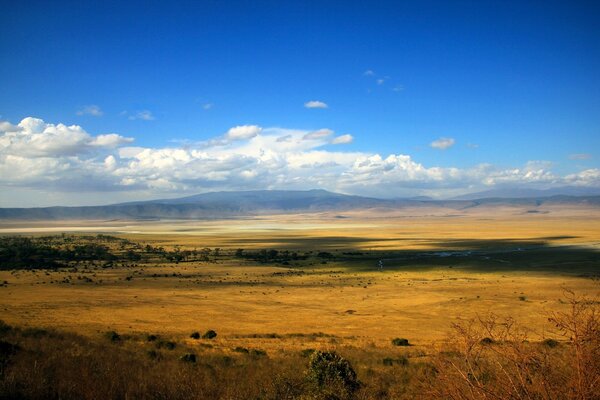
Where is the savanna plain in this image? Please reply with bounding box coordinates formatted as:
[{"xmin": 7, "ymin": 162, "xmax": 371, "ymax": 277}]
[{"xmin": 1, "ymin": 206, "xmax": 599, "ymax": 399}]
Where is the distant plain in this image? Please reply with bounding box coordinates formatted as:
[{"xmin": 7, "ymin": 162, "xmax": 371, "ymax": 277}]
[{"xmin": 1, "ymin": 204, "xmax": 598, "ymax": 350}]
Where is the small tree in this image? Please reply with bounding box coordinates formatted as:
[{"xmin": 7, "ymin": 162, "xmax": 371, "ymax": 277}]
[
  {"xmin": 202, "ymin": 330, "xmax": 217, "ymax": 339},
  {"xmin": 305, "ymin": 350, "xmax": 360, "ymax": 400}
]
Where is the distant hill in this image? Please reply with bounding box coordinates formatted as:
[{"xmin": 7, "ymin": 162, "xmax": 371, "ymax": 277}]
[
  {"xmin": 0, "ymin": 189, "xmax": 599, "ymax": 220},
  {"xmin": 452, "ymin": 186, "xmax": 600, "ymax": 200},
  {"xmin": 0, "ymin": 190, "xmax": 397, "ymax": 220}
]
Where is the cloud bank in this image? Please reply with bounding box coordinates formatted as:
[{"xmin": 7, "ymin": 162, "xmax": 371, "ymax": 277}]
[{"xmin": 0, "ymin": 117, "xmax": 598, "ymax": 206}]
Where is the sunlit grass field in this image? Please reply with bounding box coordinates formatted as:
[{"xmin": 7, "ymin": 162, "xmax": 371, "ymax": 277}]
[
  {"xmin": 0, "ymin": 209, "xmax": 599, "ymax": 399},
  {"xmin": 1, "ymin": 210, "xmax": 598, "ymax": 342}
]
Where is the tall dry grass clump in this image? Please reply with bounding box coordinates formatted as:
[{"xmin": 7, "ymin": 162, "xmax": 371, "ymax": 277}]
[{"xmin": 429, "ymin": 290, "xmax": 599, "ymax": 400}]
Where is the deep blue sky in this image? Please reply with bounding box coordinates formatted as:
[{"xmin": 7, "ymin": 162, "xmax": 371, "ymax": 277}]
[{"xmin": 0, "ymin": 1, "xmax": 599, "ymax": 205}]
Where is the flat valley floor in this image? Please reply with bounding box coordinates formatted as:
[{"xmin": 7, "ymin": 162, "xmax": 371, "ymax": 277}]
[{"xmin": 1, "ymin": 206, "xmax": 599, "ymax": 353}]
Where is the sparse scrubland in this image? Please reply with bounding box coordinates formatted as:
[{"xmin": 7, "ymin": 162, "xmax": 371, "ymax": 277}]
[
  {"xmin": 0, "ymin": 212, "xmax": 599, "ymax": 398},
  {"xmin": 0, "ymin": 291, "xmax": 597, "ymax": 399}
]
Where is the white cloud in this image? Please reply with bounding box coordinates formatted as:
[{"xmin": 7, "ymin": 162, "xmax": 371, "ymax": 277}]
[
  {"xmin": 202, "ymin": 103, "xmax": 213, "ymax": 110},
  {"xmin": 0, "ymin": 121, "xmax": 23, "ymax": 132},
  {"xmin": 331, "ymin": 134, "xmax": 353, "ymax": 145},
  {"xmin": 0, "ymin": 117, "xmax": 133, "ymax": 157},
  {"xmin": 225, "ymin": 125, "xmax": 262, "ymax": 141},
  {"xmin": 392, "ymin": 85, "xmax": 404, "ymax": 92},
  {"xmin": 91, "ymin": 134, "xmax": 134, "ymax": 148},
  {"xmin": 1, "ymin": 116, "xmax": 598, "ymax": 206},
  {"xmin": 430, "ymin": 137, "xmax": 455, "ymax": 150},
  {"xmin": 376, "ymin": 79, "xmax": 385, "ymax": 85},
  {"xmin": 363, "ymin": 70, "xmax": 375, "ymax": 76},
  {"xmin": 76, "ymin": 105, "xmax": 103, "ymax": 117},
  {"xmin": 304, "ymin": 100, "xmax": 328, "ymax": 109},
  {"xmin": 128, "ymin": 110, "xmax": 155, "ymax": 121},
  {"xmin": 564, "ymin": 169, "xmax": 600, "ymax": 186}
]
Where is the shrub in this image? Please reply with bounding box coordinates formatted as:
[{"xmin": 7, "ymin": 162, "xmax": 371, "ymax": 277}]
[
  {"xmin": 250, "ymin": 349, "xmax": 267, "ymax": 357},
  {"xmin": 480, "ymin": 337, "xmax": 495, "ymax": 345},
  {"xmin": 203, "ymin": 330, "xmax": 217, "ymax": 339},
  {"xmin": 391, "ymin": 338, "xmax": 410, "ymax": 346},
  {"xmin": 180, "ymin": 353, "xmax": 197, "ymax": 363},
  {"xmin": 542, "ymin": 338, "xmax": 559, "ymax": 348},
  {"xmin": 233, "ymin": 346, "xmax": 249, "ymax": 354},
  {"xmin": 305, "ymin": 350, "xmax": 360, "ymax": 400},
  {"xmin": 156, "ymin": 340, "xmax": 176, "ymax": 350},
  {"xmin": 104, "ymin": 330, "xmax": 121, "ymax": 342},
  {"xmin": 190, "ymin": 331, "xmax": 200, "ymax": 339},
  {"xmin": 518, "ymin": 295, "xmax": 527, "ymax": 301}
]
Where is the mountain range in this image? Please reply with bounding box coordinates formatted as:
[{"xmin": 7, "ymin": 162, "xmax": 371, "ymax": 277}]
[{"xmin": 0, "ymin": 189, "xmax": 599, "ymax": 220}]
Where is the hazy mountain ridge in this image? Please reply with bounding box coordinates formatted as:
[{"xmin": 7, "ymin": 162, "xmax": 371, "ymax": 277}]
[
  {"xmin": 451, "ymin": 186, "xmax": 600, "ymax": 200},
  {"xmin": 0, "ymin": 189, "xmax": 599, "ymax": 220}
]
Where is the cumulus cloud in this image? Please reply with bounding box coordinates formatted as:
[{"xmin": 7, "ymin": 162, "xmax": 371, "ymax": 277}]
[
  {"xmin": 202, "ymin": 103, "xmax": 213, "ymax": 110},
  {"xmin": 1, "ymin": 116, "xmax": 598, "ymax": 206},
  {"xmin": 225, "ymin": 125, "xmax": 262, "ymax": 141},
  {"xmin": 76, "ymin": 105, "xmax": 103, "ymax": 117},
  {"xmin": 0, "ymin": 117, "xmax": 133, "ymax": 157},
  {"xmin": 363, "ymin": 70, "xmax": 375, "ymax": 76},
  {"xmin": 128, "ymin": 110, "xmax": 155, "ymax": 121},
  {"xmin": 564, "ymin": 169, "xmax": 600, "ymax": 186},
  {"xmin": 331, "ymin": 134, "xmax": 353, "ymax": 145},
  {"xmin": 304, "ymin": 100, "xmax": 328, "ymax": 109},
  {"xmin": 430, "ymin": 137, "xmax": 455, "ymax": 150}
]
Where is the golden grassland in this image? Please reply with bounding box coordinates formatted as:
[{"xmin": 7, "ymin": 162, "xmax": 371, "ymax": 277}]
[
  {"xmin": 0, "ymin": 207, "xmax": 599, "ymax": 399},
  {"xmin": 1, "ymin": 209, "xmax": 599, "ymax": 346}
]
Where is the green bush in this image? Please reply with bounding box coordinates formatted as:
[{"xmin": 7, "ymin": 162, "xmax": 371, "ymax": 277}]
[
  {"xmin": 190, "ymin": 331, "xmax": 200, "ymax": 339},
  {"xmin": 203, "ymin": 330, "xmax": 217, "ymax": 339},
  {"xmin": 391, "ymin": 337, "xmax": 410, "ymax": 346},
  {"xmin": 305, "ymin": 350, "xmax": 360, "ymax": 399}
]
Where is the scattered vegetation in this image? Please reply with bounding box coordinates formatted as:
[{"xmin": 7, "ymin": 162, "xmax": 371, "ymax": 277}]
[
  {"xmin": 391, "ymin": 337, "xmax": 410, "ymax": 346},
  {"xmin": 202, "ymin": 330, "xmax": 217, "ymax": 339},
  {"xmin": 305, "ymin": 350, "xmax": 360, "ymax": 400},
  {"xmin": 430, "ymin": 291, "xmax": 600, "ymax": 400},
  {"xmin": 0, "ymin": 291, "xmax": 597, "ymax": 399}
]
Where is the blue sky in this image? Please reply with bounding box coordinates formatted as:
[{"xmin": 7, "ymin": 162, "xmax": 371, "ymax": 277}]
[{"xmin": 0, "ymin": 1, "xmax": 599, "ymax": 206}]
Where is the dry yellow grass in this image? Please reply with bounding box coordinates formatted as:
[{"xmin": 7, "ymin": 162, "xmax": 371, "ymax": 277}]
[{"xmin": 1, "ymin": 209, "xmax": 599, "ymax": 353}]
